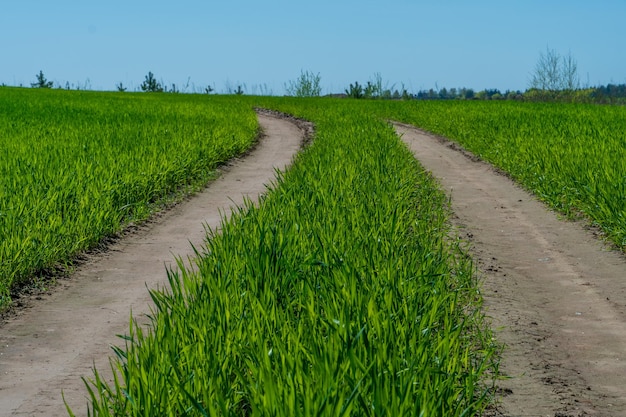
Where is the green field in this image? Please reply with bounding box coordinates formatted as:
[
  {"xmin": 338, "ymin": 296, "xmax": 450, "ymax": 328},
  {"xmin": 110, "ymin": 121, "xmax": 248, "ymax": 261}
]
[
  {"xmin": 4, "ymin": 90, "xmax": 624, "ymax": 415},
  {"xmin": 76, "ymin": 98, "xmax": 497, "ymax": 416},
  {"xmin": 0, "ymin": 88, "xmax": 258, "ymax": 306}
]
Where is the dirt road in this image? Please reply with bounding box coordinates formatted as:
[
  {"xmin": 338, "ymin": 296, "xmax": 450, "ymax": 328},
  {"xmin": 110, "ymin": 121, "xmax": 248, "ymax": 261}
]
[
  {"xmin": 395, "ymin": 123, "xmax": 626, "ymax": 417},
  {"xmin": 0, "ymin": 113, "xmax": 306, "ymax": 417}
]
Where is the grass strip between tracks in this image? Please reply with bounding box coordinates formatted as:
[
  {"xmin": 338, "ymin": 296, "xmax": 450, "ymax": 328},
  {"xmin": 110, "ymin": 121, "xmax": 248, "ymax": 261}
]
[{"xmin": 76, "ymin": 99, "xmax": 498, "ymax": 416}]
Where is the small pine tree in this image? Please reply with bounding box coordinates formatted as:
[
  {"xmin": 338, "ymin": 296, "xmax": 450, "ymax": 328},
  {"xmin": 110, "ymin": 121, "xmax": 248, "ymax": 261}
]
[
  {"xmin": 345, "ymin": 81, "xmax": 364, "ymax": 99},
  {"xmin": 140, "ymin": 71, "xmax": 163, "ymax": 92},
  {"xmin": 31, "ymin": 71, "xmax": 53, "ymax": 88}
]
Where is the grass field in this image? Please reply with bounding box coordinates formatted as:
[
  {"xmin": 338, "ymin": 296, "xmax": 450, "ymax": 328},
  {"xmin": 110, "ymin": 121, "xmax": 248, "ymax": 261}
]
[
  {"xmin": 75, "ymin": 98, "xmax": 498, "ymax": 416},
  {"xmin": 0, "ymin": 88, "xmax": 258, "ymax": 307},
  {"xmin": 5, "ymin": 91, "xmax": 623, "ymax": 415}
]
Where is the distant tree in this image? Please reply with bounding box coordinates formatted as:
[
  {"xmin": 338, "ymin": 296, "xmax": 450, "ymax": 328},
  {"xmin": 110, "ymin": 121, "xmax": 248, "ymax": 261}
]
[
  {"xmin": 400, "ymin": 84, "xmax": 412, "ymax": 100},
  {"xmin": 204, "ymin": 85, "xmax": 214, "ymax": 94},
  {"xmin": 364, "ymin": 81, "xmax": 376, "ymax": 98},
  {"xmin": 116, "ymin": 82, "xmax": 127, "ymax": 92},
  {"xmin": 505, "ymin": 90, "xmax": 522, "ymax": 100},
  {"xmin": 345, "ymin": 81, "xmax": 364, "ymax": 99},
  {"xmin": 462, "ymin": 88, "xmax": 475, "ymax": 99},
  {"xmin": 234, "ymin": 85, "xmax": 244, "ymax": 95},
  {"xmin": 31, "ymin": 70, "xmax": 53, "ymax": 88},
  {"xmin": 484, "ymin": 88, "xmax": 502, "ymax": 99},
  {"xmin": 529, "ymin": 47, "xmax": 580, "ymax": 91},
  {"xmin": 561, "ymin": 51, "xmax": 580, "ymax": 90},
  {"xmin": 529, "ymin": 47, "xmax": 560, "ymax": 91},
  {"xmin": 140, "ymin": 71, "xmax": 164, "ymax": 92},
  {"xmin": 285, "ymin": 70, "xmax": 322, "ymax": 97},
  {"xmin": 595, "ymin": 83, "xmax": 626, "ymax": 99}
]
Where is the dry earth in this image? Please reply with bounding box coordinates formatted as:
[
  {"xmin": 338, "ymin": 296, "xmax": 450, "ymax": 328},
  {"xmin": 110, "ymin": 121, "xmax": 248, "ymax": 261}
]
[
  {"xmin": 395, "ymin": 123, "xmax": 626, "ymax": 417},
  {"xmin": 0, "ymin": 112, "xmax": 307, "ymax": 417}
]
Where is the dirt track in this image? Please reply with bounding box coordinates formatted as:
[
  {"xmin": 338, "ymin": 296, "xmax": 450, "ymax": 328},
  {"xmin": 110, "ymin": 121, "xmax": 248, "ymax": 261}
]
[
  {"xmin": 395, "ymin": 123, "xmax": 626, "ymax": 417},
  {"xmin": 0, "ymin": 113, "xmax": 305, "ymax": 417}
]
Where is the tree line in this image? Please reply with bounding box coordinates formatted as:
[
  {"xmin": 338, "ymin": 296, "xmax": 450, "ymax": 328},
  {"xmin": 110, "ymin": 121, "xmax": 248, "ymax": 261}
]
[{"xmin": 10, "ymin": 48, "xmax": 626, "ymax": 104}]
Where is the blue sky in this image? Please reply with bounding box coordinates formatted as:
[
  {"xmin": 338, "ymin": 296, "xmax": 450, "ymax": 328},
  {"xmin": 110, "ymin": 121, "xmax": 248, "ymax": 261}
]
[{"xmin": 1, "ymin": 1, "xmax": 624, "ymax": 94}]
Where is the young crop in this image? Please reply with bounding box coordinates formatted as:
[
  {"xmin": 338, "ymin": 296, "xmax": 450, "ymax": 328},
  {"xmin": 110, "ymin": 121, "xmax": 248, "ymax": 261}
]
[
  {"xmin": 0, "ymin": 88, "xmax": 258, "ymax": 307},
  {"xmin": 78, "ymin": 98, "xmax": 498, "ymax": 416},
  {"xmin": 374, "ymin": 100, "xmax": 626, "ymax": 250}
]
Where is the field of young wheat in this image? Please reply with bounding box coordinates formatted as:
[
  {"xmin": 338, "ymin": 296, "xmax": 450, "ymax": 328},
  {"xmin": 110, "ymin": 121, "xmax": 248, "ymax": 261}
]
[
  {"xmin": 7, "ymin": 90, "xmax": 622, "ymax": 416},
  {"xmin": 71, "ymin": 97, "xmax": 498, "ymax": 416},
  {"xmin": 0, "ymin": 88, "xmax": 257, "ymax": 307}
]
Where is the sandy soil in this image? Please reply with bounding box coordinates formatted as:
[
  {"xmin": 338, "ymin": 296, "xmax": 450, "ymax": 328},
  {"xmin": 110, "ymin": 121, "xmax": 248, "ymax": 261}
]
[
  {"xmin": 0, "ymin": 112, "xmax": 307, "ymax": 417},
  {"xmin": 395, "ymin": 123, "xmax": 626, "ymax": 417}
]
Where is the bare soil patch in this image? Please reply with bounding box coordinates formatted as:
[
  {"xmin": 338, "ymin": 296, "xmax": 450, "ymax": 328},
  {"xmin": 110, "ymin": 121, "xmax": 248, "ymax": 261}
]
[
  {"xmin": 395, "ymin": 123, "xmax": 626, "ymax": 417},
  {"xmin": 0, "ymin": 113, "xmax": 306, "ymax": 417}
]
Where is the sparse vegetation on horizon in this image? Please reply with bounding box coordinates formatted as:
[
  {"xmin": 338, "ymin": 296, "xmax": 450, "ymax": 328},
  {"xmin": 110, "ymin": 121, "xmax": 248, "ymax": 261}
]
[
  {"xmin": 344, "ymin": 73, "xmax": 410, "ymax": 100},
  {"xmin": 2, "ymin": 56, "xmax": 623, "ymax": 103},
  {"xmin": 285, "ymin": 70, "xmax": 322, "ymax": 97}
]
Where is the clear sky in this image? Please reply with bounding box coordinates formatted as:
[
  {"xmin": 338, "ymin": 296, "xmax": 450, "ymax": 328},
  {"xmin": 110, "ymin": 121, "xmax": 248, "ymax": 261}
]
[{"xmin": 1, "ymin": 0, "xmax": 624, "ymax": 94}]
